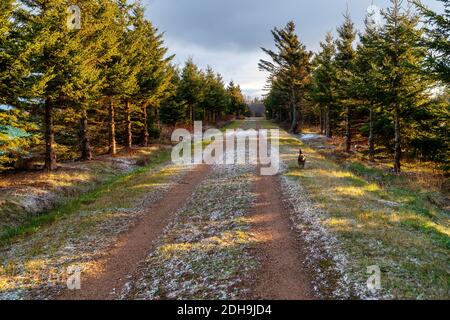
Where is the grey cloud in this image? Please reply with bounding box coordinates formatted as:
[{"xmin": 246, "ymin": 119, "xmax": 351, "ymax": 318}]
[{"xmin": 143, "ymin": 0, "xmax": 443, "ymax": 97}]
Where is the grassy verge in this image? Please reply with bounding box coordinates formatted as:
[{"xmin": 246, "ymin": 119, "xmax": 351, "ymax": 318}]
[
  {"xmin": 0, "ymin": 149, "xmax": 171, "ymax": 246},
  {"xmin": 0, "ymin": 148, "xmax": 194, "ymax": 298},
  {"xmin": 261, "ymin": 119, "xmax": 449, "ymax": 299}
]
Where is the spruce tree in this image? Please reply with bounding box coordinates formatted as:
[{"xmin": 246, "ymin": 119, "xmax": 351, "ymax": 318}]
[
  {"xmin": 0, "ymin": 0, "xmax": 38, "ymax": 168},
  {"xmin": 0, "ymin": 0, "xmax": 20, "ymax": 106},
  {"xmin": 159, "ymin": 67, "xmax": 184, "ymax": 126},
  {"xmin": 378, "ymin": 0, "xmax": 430, "ymax": 172},
  {"xmin": 355, "ymin": 11, "xmax": 383, "ymax": 162},
  {"xmin": 413, "ymin": 0, "xmax": 450, "ymax": 83},
  {"xmin": 311, "ymin": 32, "xmax": 337, "ymax": 138},
  {"xmin": 179, "ymin": 58, "xmax": 204, "ymax": 123},
  {"xmin": 99, "ymin": 0, "xmax": 137, "ymax": 155},
  {"xmin": 66, "ymin": 0, "xmax": 115, "ymax": 161},
  {"xmin": 260, "ymin": 21, "xmax": 312, "ymax": 134},
  {"xmin": 16, "ymin": 0, "xmax": 83, "ymax": 171},
  {"xmin": 131, "ymin": 3, "xmax": 173, "ymax": 146},
  {"xmin": 334, "ymin": 12, "xmax": 357, "ymax": 152},
  {"xmin": 201, "ymin": 67, "xmax": 228, "ymax": 123},
  {"xmin": 227, "ymin": 81, "xmax": 246, "ymax": 117}
]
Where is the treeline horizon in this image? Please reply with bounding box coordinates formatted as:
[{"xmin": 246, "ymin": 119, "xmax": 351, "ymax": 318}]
[
  {"xmin": 261, "ymin": 0, "xmax": 449, "ymax": 172},
  {"xmin": 0, "ymin": 0, "xmax": 248, "ymax": 172}
]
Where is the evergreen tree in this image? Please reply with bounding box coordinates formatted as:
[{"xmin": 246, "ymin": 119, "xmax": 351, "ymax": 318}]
[
  {"xmin": 311, "ymin": 32, "xmax": 337, "ymax": 138},
  {"xmin": 159, "ymin": 67, "xmax": 184, "ymax": 126},
  {"xmin": 179, "ymin": 58, "xmax": 204, "ymax": 123},
  {"xmin": 227, "ymin": 81, "xmax": 246, "ymax": 117},
  {"xmin": 0, "ymin": 0, "xmax": 21, "ymax": 106},
  {"xmin": 201, "ymin": 67, "xmax": 228, "ymax": 123},
  {"xmin": 99, "ymin": 0, "xmax": 137, "ymax": 155},
  {"xmin": 264, "ymin": 82, "xmax": 290, "ymax": 122},
  {"xmin": 413, "ymin": 0, "xmax": 450, "ymax": 83},
  {"xmin": 16, "ymin": 0, "xmax": 83, "ymax": 171},
  {"xmin": 355, "ymin": 11, "xmax": 383, "ymax": 162},
  {"xmin": 259, "ymin": 21, "xmax": 313, "ymax": 134},
  {"xmin": 67, "ymin": 0, "xmax": 115, "ymax": 161},
  {"xmin": 334, "ymin": 12, "xmax": 357, "ymax": 152},
  {"xmin": 378, "ymin": 0, "xmax": 430, "ymax": 172},
  {"xmin": 131, "ymin": 4, "xmax": 173, "ymax": 146}
]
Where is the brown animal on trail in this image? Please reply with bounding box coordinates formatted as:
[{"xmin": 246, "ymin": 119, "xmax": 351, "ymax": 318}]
[{"xmin": 298, "ymin": 149, "xmax": 306, "ymax": 169}]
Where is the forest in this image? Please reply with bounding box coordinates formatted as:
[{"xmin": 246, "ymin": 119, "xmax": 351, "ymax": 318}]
[
  {"xmin": 262, "ymin": 0, "xmax": 449, "ymax": 173},
  {"xmin": 0, "ymin": 0, "xmax": 248, "ymax": 172}
]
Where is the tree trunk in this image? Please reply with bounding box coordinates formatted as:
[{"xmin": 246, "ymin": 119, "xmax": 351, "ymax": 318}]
[
  {"xmin": 189, "ymin": 104, "xmax": 194, "ymax": 123},
  {"xmin": 297, "ymin": 108, "xmax": 303, "ymax": 134},
  {"xmin": 44, "ymin": 99, "xmax": 57, "ymax": 172},
  {"xmin": 368, "ymin": 105, "xmax": 375, "ymax": 162},
  {"xmin": 326, "ymin": 106, "xmax": 332, "ymax": 138},
  {"xmin": 142, "ymin": 103, "xmax": 149, "ymax": 147},
  {"xmin": 394, "ymin": 107, "xmax": 401, "ymax": 173},
  {"xmin": 108, "ymin": 99, "xmax": 116, "ymax": 155},
  {"xmin": 296, "ymin": 107, "xmax": 305, "ymax": 133},
  {"xmin": 345, "ymin": 106, "xmax": 351, "ymax": 152},
  {"xmin": 79, "ymin": 108, "xmax": 92, "ymax": 161},
  {"xmin": 290, "ymin": 88, "xmax": 297, "ymax": 134},
  {"xmin": 320, "ymin": 106, "xmax": 324, "ymax": 135},
  {"xmin": 155, "ymin": 107, "xmax": 161, "ymax": 130},
  {"xmin": 125, "ymin": 100, "xmax": 132, "ymax": 150}
]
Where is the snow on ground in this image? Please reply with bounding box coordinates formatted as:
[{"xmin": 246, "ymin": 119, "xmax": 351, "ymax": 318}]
[
  {"xmin": 122, "ymin": 130, "xmax": 260, "ymax": 300},
  {"xmin": 121, "ymin": 163, "xmax": 258, "ymax": 300},
  {"xmin": 277, "ymin": 129, "xmax": 387, "ymax": 299},
  {"xmin": 0, "ymin": 164, "xmax": 192, "ymax": 300},
  {"xmin": 300, "ymin": 133, "xmax": 325, "ymax": 141}
]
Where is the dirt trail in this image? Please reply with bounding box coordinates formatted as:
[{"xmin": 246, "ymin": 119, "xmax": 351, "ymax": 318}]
[
  {"xmin": 248, "ymin": 122, "xmax": 313, "ymax": 300},
  {"xmin": 59, "ymin": 164, "xmax": 211, "ymax": 300},
  {"xmin": 249, "ymin": 171, "xmax": 313, "ymax": 300}
]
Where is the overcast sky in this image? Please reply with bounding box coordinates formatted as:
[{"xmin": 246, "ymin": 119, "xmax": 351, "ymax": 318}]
[{"xmin": 143, "ymin": 0, "xmax": 443, "ymax": 98}]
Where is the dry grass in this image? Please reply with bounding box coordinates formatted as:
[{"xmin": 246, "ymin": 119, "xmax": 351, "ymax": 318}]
[
  {"xmin": 0, "ymin": 146, "xmax": 169, "ymax": 232},
  {"xmin": 262, "ymin": 120, "xmax": 449, "ymax": 299},
  {"xmin": 0, "ymin": 156, "xmax": 191, "ymax": 299},
  {"xmin": 300, "ymin": 125, "xmax": 449, "ymax": 198}
]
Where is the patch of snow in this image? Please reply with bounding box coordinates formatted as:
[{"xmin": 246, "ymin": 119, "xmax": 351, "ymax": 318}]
[
  {"xmin": 299, "ymin": 133, "xmax": 326, "ymax": 141},
  {"xmin": 377, "ymin": 200, "xmax": 400, "ymax": 208}
]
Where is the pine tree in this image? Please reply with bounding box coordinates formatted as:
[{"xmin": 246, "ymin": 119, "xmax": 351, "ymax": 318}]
[
  {"xmin": 179, "ymin": 58, "xmax": 204, "ymax": 123},
  {"xmin": 16, "ymin": 0, "xmax": 84, "ymax": 171},
  {"xmin": 0, "ymin": 0, "xmax": 39, "ymax": 169},
  {"xmin": 260, "ymin": 21, "xmax": 313, "ymax": 134},
  {"xmin": 0, "ymin": 0, "xmax": 20, "ymax": 106},
  {"xmin": 378, "ymin": 0, "xmax": 430, "ymax": 172},
  {"xmin": 334, "ymin": 12, "xmax": 357, "ymax": 152},
  {"xmin": 264, "ymin": 82, "xmax": 290, "ymax": 122},
  {"xmin": 99, "ymin": 0, "xmax": 137, "ymax": 155},
  {"xmin": 159, "ymin": 67, "xmax": 184, "ymax": 126},
  {"xmin": 227, "ymin": 81, "xmax": 246, "ymax": 117},
  {"xmin": 131, "ymin": 3, "xmax": 174, "ymax": 146},
  {"xmin": 355, "ymin": 11, "xmax": 384, "ymax": 162},
  {"xmin": 65, "ymin": 0, "xmax": 115, "ymax": 161},
  {"xmin": 201, "ymin": 67, "xmax": 228, "ymax": 123},
  {"xmin": 311, "ymin": 32, "xmax": 337, "ymax": 138},
  {"xmin": 413, "ymin": 0, "xmax": 450, "ymax": 83}
]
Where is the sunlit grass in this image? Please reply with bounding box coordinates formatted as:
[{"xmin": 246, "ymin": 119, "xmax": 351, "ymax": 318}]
[
  {"xmin": 260, "ymin": 121, "xmax": 450, "ymax": 299},
  {"xmin": 0, "ymin": 148, "xmax": 172, "ymax": 246}
]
